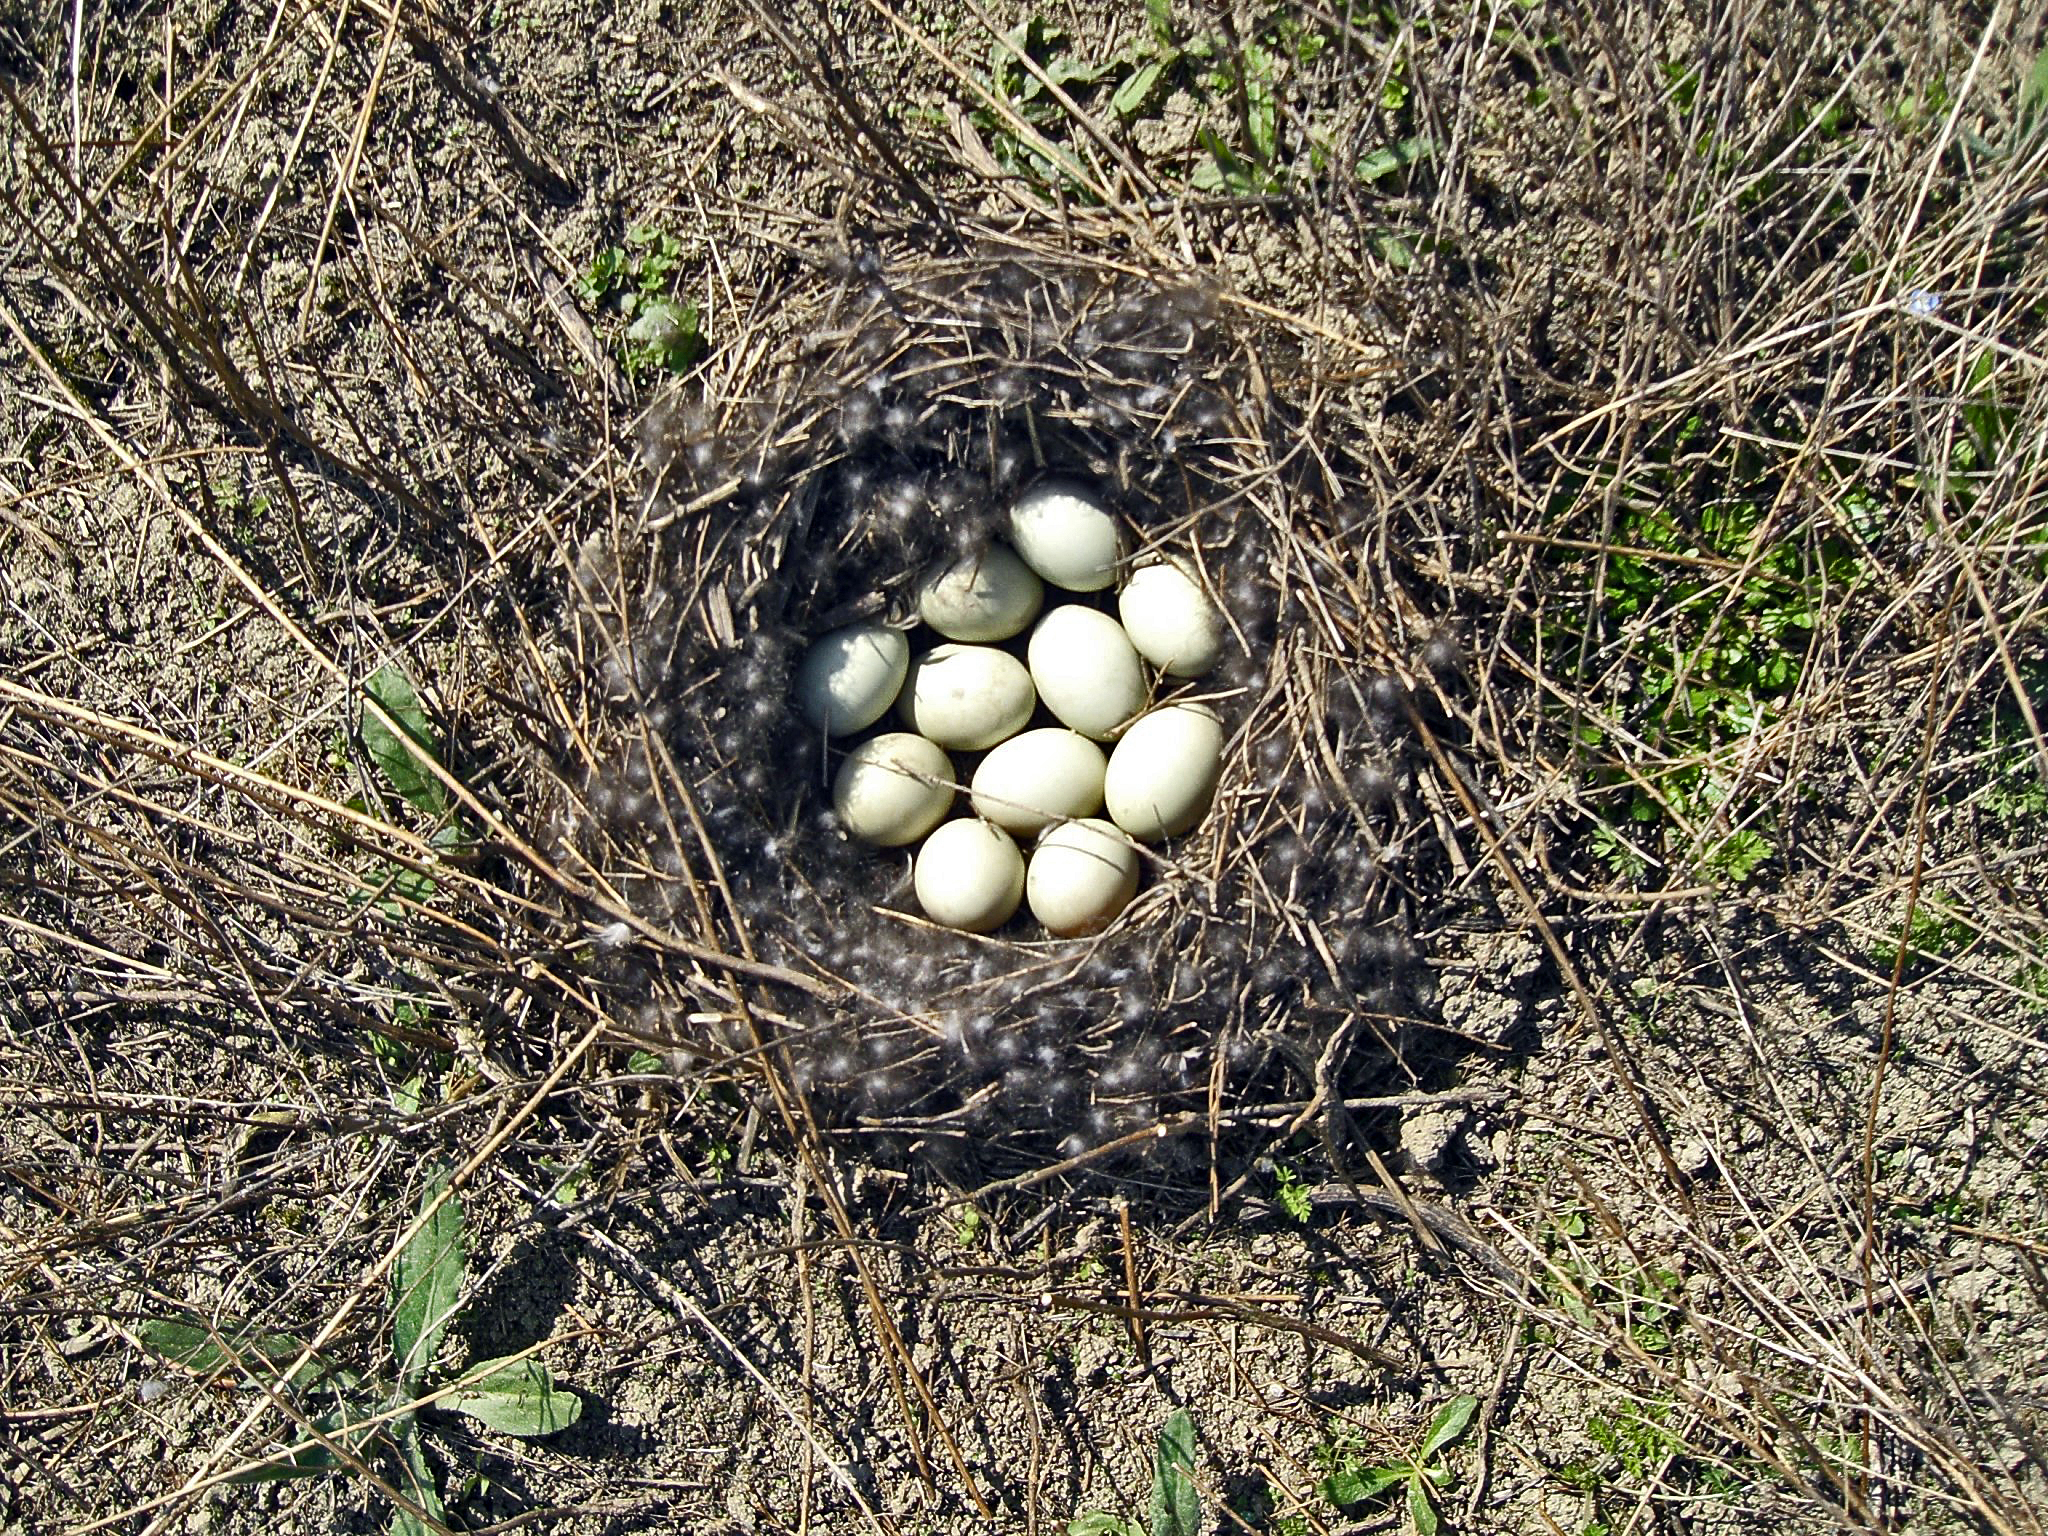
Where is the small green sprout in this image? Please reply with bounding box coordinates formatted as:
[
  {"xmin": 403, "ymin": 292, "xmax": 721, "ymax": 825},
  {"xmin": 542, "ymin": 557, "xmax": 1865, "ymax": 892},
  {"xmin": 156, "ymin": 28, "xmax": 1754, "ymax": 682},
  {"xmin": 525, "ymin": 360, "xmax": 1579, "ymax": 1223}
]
[
  {"xmin": 577, "ymin": 225, "xmax": 704, "ymax": 379},
  {"xmin": 1317, "ymin": 1395, "xmax": 1480, "ymax": 1536},
  {"xmin": 1272, "ymin": 1161, "xmax": 1313, "ymax": 1223}
]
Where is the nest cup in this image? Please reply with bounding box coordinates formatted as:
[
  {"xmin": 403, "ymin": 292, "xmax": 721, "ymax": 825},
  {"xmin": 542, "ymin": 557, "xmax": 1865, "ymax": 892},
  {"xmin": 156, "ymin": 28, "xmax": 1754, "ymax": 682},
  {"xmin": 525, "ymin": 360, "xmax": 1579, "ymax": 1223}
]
[{"xmin": 541, "ymin": 249, "xmax": 1439, "ymax": 1170}]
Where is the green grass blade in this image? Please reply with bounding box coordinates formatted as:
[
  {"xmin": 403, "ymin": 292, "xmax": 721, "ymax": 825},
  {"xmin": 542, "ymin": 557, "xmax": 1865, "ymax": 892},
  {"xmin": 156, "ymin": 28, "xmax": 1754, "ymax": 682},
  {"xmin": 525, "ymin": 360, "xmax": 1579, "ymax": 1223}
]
[
  {"xmin": 1419, "ymin": 1395, "xmax": 1480, "ymax": 1460},
  {"xmin": 1408, "ymin": 1472, "xmax": 1439, "ymax": 1536},
  {"xmin": 390, "ymin": 1419, "xmax": 447, "ymax": 1536},
  {"xmin": 1147, "ymin": 1407, "xmax": 1200, "ymax": 1536},
  {"xmin": 392, "ymin": 1164, "xmax": 464, "ymax": 1392},
  {"xmin": 442, "ymin": 1354, "xmax": 584, "ymax": 1437},
  {"xmin": 136, "ymin": 1315, "xmax": 327, "ymax": 1387},
  {"xmin": 361, "ymin": 664, "xmax": 451, "ymax": 818},
  {"xmin": 2019, "ymin": 41, "xmax": 2048, "ymax": 142}
]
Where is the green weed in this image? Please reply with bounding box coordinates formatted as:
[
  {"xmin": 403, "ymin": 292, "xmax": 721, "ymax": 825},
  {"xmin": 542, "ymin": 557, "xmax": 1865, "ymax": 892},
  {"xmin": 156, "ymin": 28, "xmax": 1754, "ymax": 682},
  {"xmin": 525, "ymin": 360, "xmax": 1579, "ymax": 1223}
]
[
  {"xmin": 1315, "ymin": 1395, "xmax": 1479, "ymax": 1536},
  {"xmin": 347, "ymin": 664, "xmax": 471, "ymax": 918},
  {"xmin": 1866, "ymin": 888, "xmax": 1975, "ymax": 976},
  {"xmin": 1069, "ymin": 1406, "xmax": 1201, "ymax": 1536},
  {"xmin": 1272, "ymin": 1161, "xmax": 1313, "ymax": 1222},
  {"xmin": 1981, "ymin": 663, "xmax": 2048, "ymax": 823},
  {"xmin": 1563, "ymin": 1400, "xmax": 1744, "ymax": 1505},
  {"xmin": 1553, "ymin": 416, "xmax": 1871, "ymax": 886},
  {"xmin": 208, "ymin": 474, "xmax": 272, "ymax": 540},
  {"xmin": 969, "ymin": 4, "xmax": 1432, "ymax": 205},
  {"xmin": 1537, "ymin": 1214, "xmax": 1681, "ymax": 1356},
  {"xmin": 972, "ymin": 15, "xmax": 1107, "ymax": 193},
  {"xmin": 138, "ymin": 1166, "xmax": 582, "ymax": 1532},
  {"xmin": 577, "ymin": 225, "xmax": 702, "ymax": 379},
  {"xmin": 2021, "ymin": 42, "xmax": 2048, "ymax": 144},
  {"xmin": 1108, "ymin": 0, "xmax": 1180, "ymax": 122},
  {"xmin": 1936, "ymin": 349, "xmax": 2019, "ymax": 514}
]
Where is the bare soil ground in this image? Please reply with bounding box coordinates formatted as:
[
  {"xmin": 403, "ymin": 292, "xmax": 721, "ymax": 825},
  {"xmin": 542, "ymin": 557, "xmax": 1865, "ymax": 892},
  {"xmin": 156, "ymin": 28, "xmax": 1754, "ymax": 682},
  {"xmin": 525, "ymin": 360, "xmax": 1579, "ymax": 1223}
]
[{"xmin": 4, "ymin": 2, "xmax": 2046, "ymax": 1534}]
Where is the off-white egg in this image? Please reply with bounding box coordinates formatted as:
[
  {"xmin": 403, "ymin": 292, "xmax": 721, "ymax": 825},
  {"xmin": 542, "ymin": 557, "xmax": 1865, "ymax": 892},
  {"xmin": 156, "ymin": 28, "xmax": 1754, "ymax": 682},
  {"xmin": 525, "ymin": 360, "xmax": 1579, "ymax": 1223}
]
[
  {"xmin": 1008, "ymin": 480, "xmax": 1121, "ymax": 592},
  {"xmin": 1026, "ymin": 606, "xmax": 1147, "ymax": 740},
  {"xmin": 1027, "ymin": 818, "xmax": 1140, "ymax": 937},
  {"xmin": 918, "ymin": 545, "xmax": 1044, "ymax": 642},
  {"xmin": 896, "ymin": 644, "xmax": 1036, "ymax": 751},
  {"xmin": 831, "ymin": 733, "xmax": 954, "ymax": 846},
  {"xmin": 914, "ymin": 818, "xmax": 1025, "ymax": 932},
  {"xmin": 1103, "ymin": 703, "xmax": 1224, "ymax": 841},
  {"xmin": 794, "ymin": 625, "xmax": 909, "ymax": 736},
  {"xmin": 1118, "ymin": 560, "xmax": 1224, "ymax": 677},
  {"xmin": 969, "ymin": 728, "xmax": 1107, "ymax": 835}
]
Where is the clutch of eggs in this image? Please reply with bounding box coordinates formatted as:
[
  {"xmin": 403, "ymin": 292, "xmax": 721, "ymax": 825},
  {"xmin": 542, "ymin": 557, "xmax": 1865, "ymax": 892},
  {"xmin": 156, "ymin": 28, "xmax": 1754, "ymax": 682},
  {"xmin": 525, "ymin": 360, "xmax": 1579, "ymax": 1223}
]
[{"xmin": 793, "ymin": 478, "xmax": 1229, "ymax": 936}]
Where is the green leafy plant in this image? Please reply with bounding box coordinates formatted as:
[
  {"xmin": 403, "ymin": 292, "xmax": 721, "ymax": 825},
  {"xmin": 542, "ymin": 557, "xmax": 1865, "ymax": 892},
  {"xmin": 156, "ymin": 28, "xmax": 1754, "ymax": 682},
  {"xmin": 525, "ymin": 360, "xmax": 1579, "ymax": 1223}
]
[
  {"xmin": 971, "ymin": 15, "xmax": 1106, "ymax": 192},
  {"xmin": 1866, "ymin": 887, "xmax": 1976, "ymax": 976},
  {"xmin": 1069, "ymin": 1407, "xmax": 1201, "ymax": 1536},
  {"xmin": 1272, "ymin": 1161, "xmax": 1313, "ymax": 1223},
  {"xmin": 1576, "ymin": 1400, "xmax": 1743, "ymax": 1503},
  {"xmin": 1549, "ymin": 418, "xmax": 1873, "ymax": 888},
  {"xmin": 1938, "ymin": 349, "xmax": 2018, "ymax": 513},
  {"xmin": 138, "ymin": 1167, "xmax": 582, "ymax": 1532},
  {"xmin": 350, "ymin": 664, "xmax": 470, "ymax": 917},
  {"xmin": 966, "ymin": 3, "xmax": 1433, "ymax": 214},
  {"xmin": 361, "ymin": 665, "xmax": 451, "ymax": 821},
  {"xmin": 1108, "ymin": 0, "xmax": 1181, "ymax": 121},
  {"xmin": 577, "ymin": 225, "xmax": 703, "ymax": 379},
  {"xmin": 1534, "ymin": 1211, "xmax": 1681, "ymax": 1354},
  {"xmin": 1356, "ymin": 132, "xmax": 1434, "ymax": 184},
  {"xmin": 1316, "ymin": 1395, "xmax": 1478, "ymax": 1536},
  {"xmin": 1190, "ymin": 36, "xmax": 1281, "ymax": 195},
  {"xmin": 1981, "ymin": 663, "xmax": 2048, "ymax": 823}
]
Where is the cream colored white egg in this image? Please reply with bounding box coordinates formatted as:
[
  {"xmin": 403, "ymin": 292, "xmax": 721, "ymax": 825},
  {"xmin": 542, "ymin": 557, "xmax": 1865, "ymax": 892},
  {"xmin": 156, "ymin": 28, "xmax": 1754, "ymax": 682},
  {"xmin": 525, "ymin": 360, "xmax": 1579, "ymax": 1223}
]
[
  {"xmin": 1027, "ymin": 818, "xmax": 1140, "ymax": 937},
  {"xmin": 1026, "ymin": 606, "xmax": 1146, "ymax": 741},
  {"xmin": 1103, "ymin": 703, "xmax": 1224, "ymax": 841},
  {"xmin": 914, "ymin": 818, "xmax": 1025, "ymax": 932},
  {"xmin": 917, "ymin": 545, "xmax": 1044, "ymax": 642},
  {"xmin": 794, "ymin": 625, "xmax": 908, "ymax": 736},
  {"xmin": 1008, "ymin": 481, "xmax": 1121, "ymax": 592},
  {"xmin": 896, "ymin": 644, "xmax": 1035, "ymax": 751},
  {"xmin": 969, "ymin": 728, "xmax": 1107, "ymax": 835},
  {"xmin": 1118, "ymin": 560, "xmax": 1224, "ymax": 678},
  {"xmin": 831, "ymin": 733, "xmax": 954, "ymax": 846}
]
